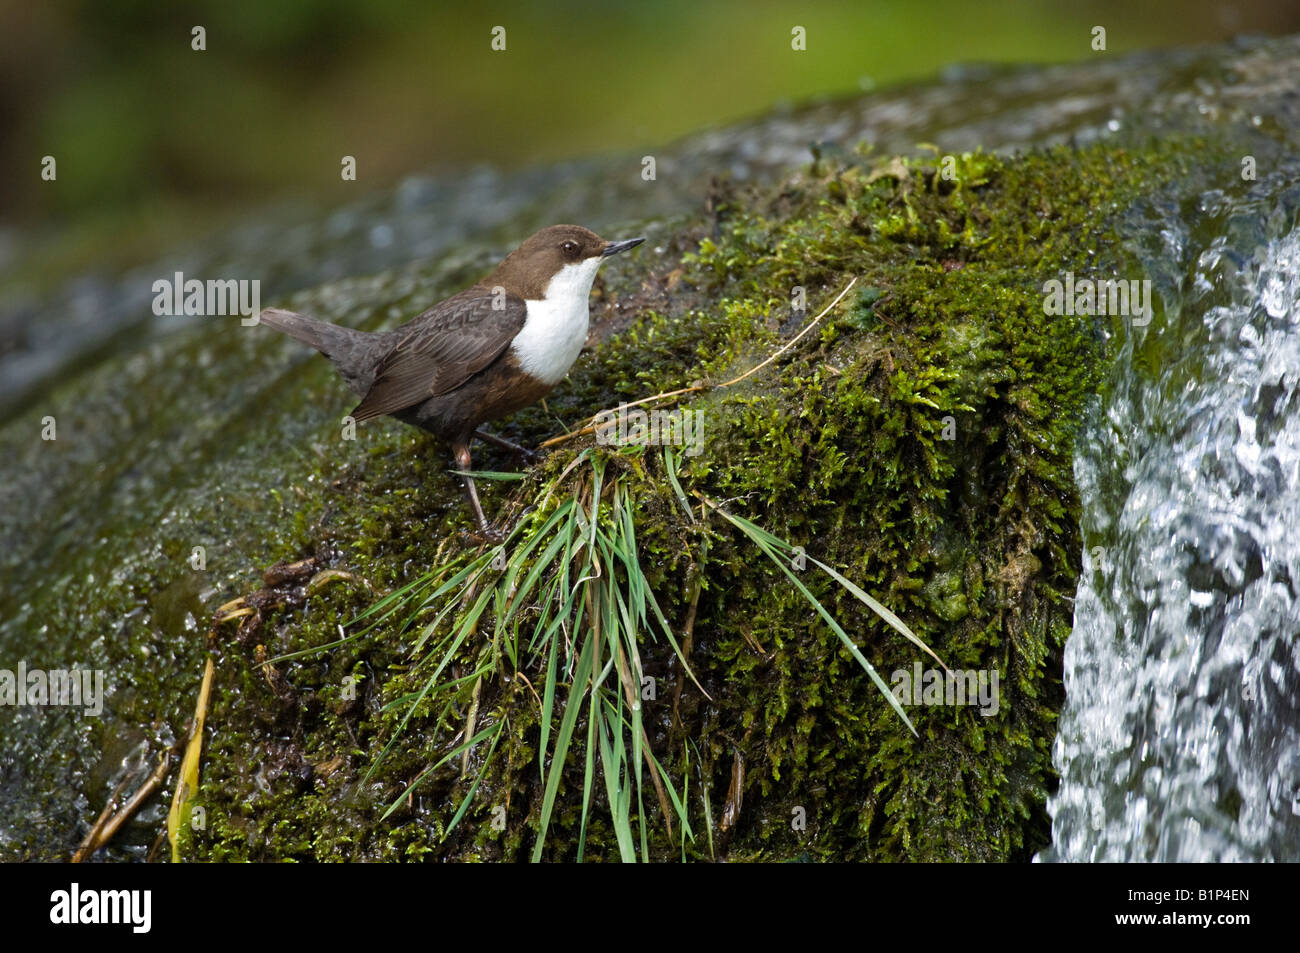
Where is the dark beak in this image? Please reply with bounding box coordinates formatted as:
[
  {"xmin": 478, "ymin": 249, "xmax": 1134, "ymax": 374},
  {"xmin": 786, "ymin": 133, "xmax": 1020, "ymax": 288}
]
[{"xmin": 602, "ymin": 237, "xmax": 645, "ymax": 257}]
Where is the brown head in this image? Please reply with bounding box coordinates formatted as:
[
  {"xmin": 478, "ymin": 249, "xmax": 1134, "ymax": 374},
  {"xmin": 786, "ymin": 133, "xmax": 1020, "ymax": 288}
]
[{"xmin": 483, "ymin": 225, "xmax": 644, "ymax": 300}]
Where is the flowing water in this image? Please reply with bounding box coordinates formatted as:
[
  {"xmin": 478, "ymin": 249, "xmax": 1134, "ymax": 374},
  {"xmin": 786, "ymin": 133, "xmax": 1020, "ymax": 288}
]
[{"xmin": 1042, "ymin": 172, "xmax": 1300, "ymax": 862}]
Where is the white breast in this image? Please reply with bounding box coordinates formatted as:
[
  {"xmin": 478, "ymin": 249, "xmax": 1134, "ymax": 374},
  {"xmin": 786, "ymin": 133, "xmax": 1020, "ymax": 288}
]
[{"xmin": 511, "ymin": 257, "xmax": 602, "ymax": 386}]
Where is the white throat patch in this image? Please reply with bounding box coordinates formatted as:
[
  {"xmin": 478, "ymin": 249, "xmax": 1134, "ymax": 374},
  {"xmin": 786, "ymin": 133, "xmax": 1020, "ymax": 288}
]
[{"xmin": 511, "ymin": 257, "xmax": 602, "ymax": 386}]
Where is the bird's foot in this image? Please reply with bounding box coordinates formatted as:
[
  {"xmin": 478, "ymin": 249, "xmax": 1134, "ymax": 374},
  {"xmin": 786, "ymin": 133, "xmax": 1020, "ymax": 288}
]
[
  {"xmin": 458, "ymin": 470, "xmax": 512, "ymax": 544},
  {"xmin": 474, "ymin": 429, "xmax": 540, "ymax": 465},
  {"xmin": 465, "ymin": 523, "xmax": 507, "ymax": 546},
  {"xmin": 466, "ymin": 507, "xmax": 527, "ymax": 546}
]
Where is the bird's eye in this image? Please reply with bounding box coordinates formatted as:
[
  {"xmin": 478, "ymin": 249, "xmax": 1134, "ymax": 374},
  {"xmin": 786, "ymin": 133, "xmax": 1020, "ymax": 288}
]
[{"xmin": 560, "ymin": 240, "xmax": 579, "ymax": 257}]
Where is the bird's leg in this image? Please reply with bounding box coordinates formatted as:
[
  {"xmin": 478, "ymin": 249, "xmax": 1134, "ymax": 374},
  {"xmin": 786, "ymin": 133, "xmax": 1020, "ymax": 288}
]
[
  {"xmin": 474, "ymin": 429, "xmax": 539, "ymax": 464},
  {"xmin": 453, "ymin": 442, "xmax": 493, "ymax": 536}
]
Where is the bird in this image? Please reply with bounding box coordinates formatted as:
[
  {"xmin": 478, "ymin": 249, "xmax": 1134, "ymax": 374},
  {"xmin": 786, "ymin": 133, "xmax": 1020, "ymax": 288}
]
[{"xmin": 257, "ymin": 224, "xmax": 644, "ymax": 535}]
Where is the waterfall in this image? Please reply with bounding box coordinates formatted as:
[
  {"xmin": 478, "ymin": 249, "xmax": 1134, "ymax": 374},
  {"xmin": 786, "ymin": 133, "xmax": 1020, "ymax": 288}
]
[{"xmin": 1043, "ymin": 191, "xmax": 1300, "ymax": 861}]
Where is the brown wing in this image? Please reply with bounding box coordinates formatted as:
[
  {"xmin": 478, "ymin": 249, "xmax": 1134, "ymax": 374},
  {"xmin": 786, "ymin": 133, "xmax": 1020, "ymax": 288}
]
[{"xmin": 351, "ymin": 290, "xmax": 527, "ymax": 422}]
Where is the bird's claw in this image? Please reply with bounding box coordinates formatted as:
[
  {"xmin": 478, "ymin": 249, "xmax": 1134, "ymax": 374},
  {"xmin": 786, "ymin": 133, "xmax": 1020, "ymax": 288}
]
[{"xmin": 466, "ymin": 523, "xmax": 507, "ymax": 546}]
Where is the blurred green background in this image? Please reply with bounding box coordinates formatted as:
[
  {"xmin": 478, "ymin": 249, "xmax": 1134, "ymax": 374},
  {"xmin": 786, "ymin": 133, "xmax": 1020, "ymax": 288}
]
[{"xmin": 3, "ymin": 0, "xmax": 1298, "ymax": 252}]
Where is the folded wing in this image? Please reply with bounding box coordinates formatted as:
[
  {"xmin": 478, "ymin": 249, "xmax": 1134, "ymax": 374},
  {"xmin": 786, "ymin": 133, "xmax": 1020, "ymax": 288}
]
[{"xmin": 351, "ymin": 290, "xmax": 527, "ymax": 422}]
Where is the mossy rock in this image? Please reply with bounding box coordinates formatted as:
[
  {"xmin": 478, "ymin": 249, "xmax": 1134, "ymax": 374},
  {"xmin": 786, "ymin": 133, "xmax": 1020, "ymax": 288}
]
[{"xmin": 186, "ymin": 140, "xmax": 1208, "ymax": 862}]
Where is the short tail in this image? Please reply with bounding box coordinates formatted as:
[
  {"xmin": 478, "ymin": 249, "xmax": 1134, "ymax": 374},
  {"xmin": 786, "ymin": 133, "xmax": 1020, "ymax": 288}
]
[{"xmin": 258, "ymin": 308, "xmax": 382, "ymax": 396}]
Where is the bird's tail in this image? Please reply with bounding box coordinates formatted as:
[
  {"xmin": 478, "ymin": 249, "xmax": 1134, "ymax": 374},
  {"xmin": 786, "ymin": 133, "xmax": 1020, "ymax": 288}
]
[{"xmin": 258, "ymin": 308, "xmax": 382, "ymax": 396}]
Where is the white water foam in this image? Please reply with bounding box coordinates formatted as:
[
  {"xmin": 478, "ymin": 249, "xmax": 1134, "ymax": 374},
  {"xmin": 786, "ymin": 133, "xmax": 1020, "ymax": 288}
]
[{"xmin": 1043, "ymin": 224, "xmax": 1300, "ymax": 862}]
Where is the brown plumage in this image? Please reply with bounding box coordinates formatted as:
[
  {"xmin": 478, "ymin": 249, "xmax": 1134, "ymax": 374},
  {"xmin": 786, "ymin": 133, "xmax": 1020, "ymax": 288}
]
[{"xmin": 257, "ymin": 224, "xmax": 644, "ymax": 535}]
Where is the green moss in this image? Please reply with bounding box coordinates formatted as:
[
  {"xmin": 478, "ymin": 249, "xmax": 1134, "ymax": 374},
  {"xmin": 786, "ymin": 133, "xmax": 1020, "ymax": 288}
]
[{"xmin": 183, "ymin": 139, "xmax": 1211, "ymax": 862}]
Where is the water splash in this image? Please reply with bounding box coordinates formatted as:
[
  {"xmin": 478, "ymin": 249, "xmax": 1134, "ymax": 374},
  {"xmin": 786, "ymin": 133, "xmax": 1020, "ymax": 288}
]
[{"xmin": 1044, "ymin": 203, "xmax": 1300, "ymax": 861}]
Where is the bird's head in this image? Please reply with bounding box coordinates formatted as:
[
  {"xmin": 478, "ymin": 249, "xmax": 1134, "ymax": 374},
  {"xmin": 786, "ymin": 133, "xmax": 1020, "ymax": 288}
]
[{"xmin": 490, "ymin": 225, "xmax": 644, "ymax": 301}]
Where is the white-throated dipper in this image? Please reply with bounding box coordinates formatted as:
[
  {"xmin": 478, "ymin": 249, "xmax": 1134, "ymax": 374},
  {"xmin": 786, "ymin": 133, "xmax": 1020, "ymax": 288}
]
[{"xmin": 257, "ymin": 224, "xmax": 644, "ymax": 534}]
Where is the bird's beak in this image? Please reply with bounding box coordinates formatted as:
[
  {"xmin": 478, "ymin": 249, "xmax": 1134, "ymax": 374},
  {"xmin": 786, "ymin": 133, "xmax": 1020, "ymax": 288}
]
[{"xmin": 602, "ymin": 237, "xmax": 645, "ymax": 257}]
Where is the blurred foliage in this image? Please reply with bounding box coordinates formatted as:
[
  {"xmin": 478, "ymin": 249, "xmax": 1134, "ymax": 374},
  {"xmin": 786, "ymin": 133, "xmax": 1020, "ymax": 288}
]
[{"xmin": 2, "ymin": 0, "xmax": 1297, "ymax": 228}]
